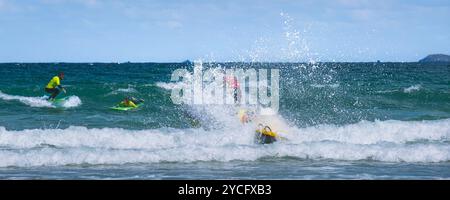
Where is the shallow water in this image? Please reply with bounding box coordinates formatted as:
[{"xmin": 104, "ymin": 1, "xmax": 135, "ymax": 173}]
[{"xmin": 2, "ymin": 159, "xmax": 449, "ymax": 180}]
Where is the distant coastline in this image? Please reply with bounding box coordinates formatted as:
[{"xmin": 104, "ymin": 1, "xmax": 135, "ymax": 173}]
[
  {"xmin": 1, "ymin": 56, "xmax": 450, "ymax": 64},
  {"xmin": 0, "ymin": 61, "xmax": 448, "ymax": 64},
  {"xmin": 419, "ymin": 54, "xmax": 450, "ymax": 63}
]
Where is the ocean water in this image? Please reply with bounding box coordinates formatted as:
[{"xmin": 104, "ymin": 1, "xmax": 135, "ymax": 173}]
[{"xmin": 0, "ymin": 62, "xmax": 449, "ymax": 179}]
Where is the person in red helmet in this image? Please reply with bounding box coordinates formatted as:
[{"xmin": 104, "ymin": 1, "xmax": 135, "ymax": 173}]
[
  {"xmin": 224, "ymin": 75, "xmax": 241, "ymax": 103},
  {"xmin": 45, "ymin": 72, "xmax": 66, "ymax": 101}
]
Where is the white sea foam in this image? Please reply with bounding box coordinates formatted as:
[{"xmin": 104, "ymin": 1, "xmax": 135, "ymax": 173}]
[
  {"xmin": 375, "ymin": 89, "xmax": 397, "ymax": 94},
  {"xmin": 286, "ymin": 119, "xmax": 450, "ymax": 145},
  {"xmin": 0, "ymin": 91, "xmax": 53, "ymax": 107},
  {"xmin": 116, "ymin": 88, "xmax": 138, "ymax": 93},
  {"xmin": 156, "ymin": 82, "xmax": 184, "ymax": 90},
  {"xmin": 310, "ymin": 83, "xmax": 340, "ymax": 88},
  {"xmin": 104, "ymin": 85, "xmax": 139, "ymax": 96},
  {"xmin": 403, "ymin": 84, "xmax": 421, "ymax": 93},
  {"xmin": 0, "ymin": 91, "xmax": 82, "ymax": 108},
  {"xmin": 0, "ymin": 119, "xmax": 449, "ymax": 167},
  {"xmin": 60, "ymin": 96, "xmax": 82, "ymax": 108}
]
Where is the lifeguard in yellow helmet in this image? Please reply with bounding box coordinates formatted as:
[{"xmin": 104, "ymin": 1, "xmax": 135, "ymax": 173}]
[
  {"xmin": 255, "ymin": 124, "xmax": 278, "ymax": 144},
  {"xmin": 45, "ymin": 72, "xmax": 66, "ymax": 100},
  {"xmin": 118, "ymin": 96, "xmax": 145, "ymax": 108}
]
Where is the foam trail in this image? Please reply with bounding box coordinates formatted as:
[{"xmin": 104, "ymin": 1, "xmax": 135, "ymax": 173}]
[
  {"xmin": 0, "ymin": 91, "xmax": 82, "ymax": 108},
  {"xmin": 0, "ymin": 91, "xmax": 53, "ymax": 107}
]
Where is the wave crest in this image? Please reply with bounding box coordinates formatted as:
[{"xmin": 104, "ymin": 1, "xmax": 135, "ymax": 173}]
[{"xmin": 0, "ymin": 119, "xmax": 449, "ymax": 166}]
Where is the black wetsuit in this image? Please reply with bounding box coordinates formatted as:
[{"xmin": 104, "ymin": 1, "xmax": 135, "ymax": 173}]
[
  {"xmin": 233, "ymin": 88, "xmax": 240, "ymax": 103},
  {"xmin": 45, "ymin": 87, "xmax": 61, "ymax": 100}
]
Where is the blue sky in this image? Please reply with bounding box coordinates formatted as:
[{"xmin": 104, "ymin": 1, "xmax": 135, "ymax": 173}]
[{"xmin": 0, "ymin": 0, "xmax": 449, "ymax": 62}]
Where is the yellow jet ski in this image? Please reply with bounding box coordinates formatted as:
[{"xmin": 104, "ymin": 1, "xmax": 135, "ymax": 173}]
[
  {"xmin": 255, "ymin": 125, "xmax": 278, "ymax": 144},
  {"xmin": 237, "ymin": 108, "xmax": 286, "ymax": 144}
]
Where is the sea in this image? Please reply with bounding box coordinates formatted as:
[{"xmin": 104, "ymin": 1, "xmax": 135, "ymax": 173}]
[{"xmin": 0, "ymin": 62, "xmax": 449, "ymax": 179}]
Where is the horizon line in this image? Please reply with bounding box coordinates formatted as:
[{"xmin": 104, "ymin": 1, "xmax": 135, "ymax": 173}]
[{"xmin": 0, "ymin": 61, "xmax": 439, "ymax": 64}]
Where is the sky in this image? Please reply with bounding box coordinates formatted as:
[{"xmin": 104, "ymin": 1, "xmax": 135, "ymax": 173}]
[{"xmin": 0, "ymin": 0, "xmax": 449, "ymax": 62}]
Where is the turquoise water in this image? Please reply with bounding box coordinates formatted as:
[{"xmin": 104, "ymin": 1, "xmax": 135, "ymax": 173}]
[{"xmin": 0, "ymin": 62, "xmax": 449, "ymax": 179}]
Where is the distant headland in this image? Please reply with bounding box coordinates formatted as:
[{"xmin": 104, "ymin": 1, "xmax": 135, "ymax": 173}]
[{"xmin": 419, "ymin": 54, "xmax": 450, "ymax": 63}]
